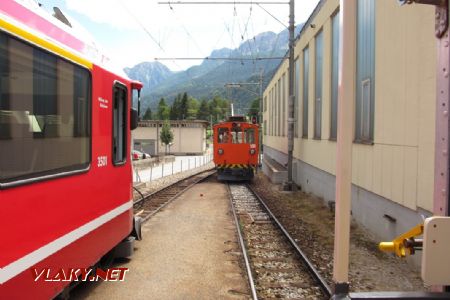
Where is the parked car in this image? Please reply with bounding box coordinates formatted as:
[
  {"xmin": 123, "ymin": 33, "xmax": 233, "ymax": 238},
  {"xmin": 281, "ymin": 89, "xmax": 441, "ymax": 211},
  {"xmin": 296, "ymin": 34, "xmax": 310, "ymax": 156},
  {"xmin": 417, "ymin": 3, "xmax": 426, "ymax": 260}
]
[{"xmin": 132, "ymin": 150, "xmax": 150, "ymax": 160}]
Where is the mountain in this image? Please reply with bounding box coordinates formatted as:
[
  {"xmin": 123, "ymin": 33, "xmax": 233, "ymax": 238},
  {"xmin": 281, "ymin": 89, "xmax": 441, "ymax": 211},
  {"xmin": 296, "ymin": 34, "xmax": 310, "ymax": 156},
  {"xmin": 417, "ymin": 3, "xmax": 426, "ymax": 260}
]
[
  {"xmin": 125, "ymin": 24, "xmax": 303, "ymax": 115},
  {"xmin": 124, "ymin": 61, "xmax": 173, "ymax": 91}
]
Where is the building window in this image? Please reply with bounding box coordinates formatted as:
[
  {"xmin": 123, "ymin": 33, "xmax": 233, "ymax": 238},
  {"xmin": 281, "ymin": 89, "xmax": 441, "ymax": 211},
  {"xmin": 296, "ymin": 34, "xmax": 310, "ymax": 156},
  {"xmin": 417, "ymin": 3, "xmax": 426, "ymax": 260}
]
[
  {"xmin": 302, "ymin": 46, "xmax": 309, "ymax": 138},
  {"xmin": 264, "ymin": 120, "xmax": 267, "ymax": 135},
  {"xmin": 282, "ymin": 73, "xmax": 286, "ymax": 136},
  {"xmin": 271, "ymin": 89, "xmax": 274, "ymax": 136},
  {"xmin": 269, "ymin": 90, "xmax": 272, "ymax": 135},
  {"xmin": 330, "ymin": 11, "xmax": 340, "ymax": 140},
  {"xmin": 0, "ymin": 32, "xmax": 91, "ymax": 185},
  {"xmin": 314, "ymin": 30, "xmax": 323, "ymax": 139},
  {"xmin": 294, "ymin": 58, "xmax": 299, "ymax": 137},
  {"xmin": 112, "ymin": 83, "xmax": 127, "ymax": 165},
  {"xmin": 274, "ymin": 84, "xmax": 277, "ymax": 136},
  {"xmin": 277, "ymin": 79, "xmax": 281, "ymax": 136},
  {"xmin": 263, "ymin": 96, "xmax": 267, "ymax": 112},
  {"xmin": 356, "ymin": 0, "xmax": 375, "ymax": 142}
]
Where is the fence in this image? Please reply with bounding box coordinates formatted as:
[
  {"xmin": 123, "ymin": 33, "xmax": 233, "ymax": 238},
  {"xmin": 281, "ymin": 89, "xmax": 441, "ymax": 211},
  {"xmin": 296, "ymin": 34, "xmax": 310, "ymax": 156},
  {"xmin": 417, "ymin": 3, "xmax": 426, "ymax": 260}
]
[{"xmin": 133, "ymin": 153, "xmax": 214, "ymax": 183}]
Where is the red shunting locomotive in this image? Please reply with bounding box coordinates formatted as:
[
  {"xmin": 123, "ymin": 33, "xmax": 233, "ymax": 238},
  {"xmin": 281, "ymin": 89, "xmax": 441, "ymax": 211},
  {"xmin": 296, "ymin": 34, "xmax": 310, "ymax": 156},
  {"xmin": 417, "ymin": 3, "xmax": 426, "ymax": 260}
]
[{"xmin": 213, "ymin": 116, "xmax": 259, "ymax": 181}]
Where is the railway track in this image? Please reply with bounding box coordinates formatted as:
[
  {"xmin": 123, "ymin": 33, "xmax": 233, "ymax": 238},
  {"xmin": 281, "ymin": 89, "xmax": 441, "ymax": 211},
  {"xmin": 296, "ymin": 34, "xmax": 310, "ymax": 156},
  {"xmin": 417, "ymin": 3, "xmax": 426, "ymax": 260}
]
[
  {"xmin": 133, "ymin": 169, "xmax": 216, "ymax": 222},
  {"xmin": 229, "ymin": 183, "xmax": 332, "ymax": 299}
]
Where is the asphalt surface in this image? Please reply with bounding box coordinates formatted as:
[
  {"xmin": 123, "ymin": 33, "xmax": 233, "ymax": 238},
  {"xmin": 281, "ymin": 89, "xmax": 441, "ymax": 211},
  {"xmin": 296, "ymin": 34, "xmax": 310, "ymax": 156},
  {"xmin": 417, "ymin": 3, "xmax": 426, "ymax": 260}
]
[{"xmin": 72, "ymin": 180, "xmax": 248, "ymax": 299}]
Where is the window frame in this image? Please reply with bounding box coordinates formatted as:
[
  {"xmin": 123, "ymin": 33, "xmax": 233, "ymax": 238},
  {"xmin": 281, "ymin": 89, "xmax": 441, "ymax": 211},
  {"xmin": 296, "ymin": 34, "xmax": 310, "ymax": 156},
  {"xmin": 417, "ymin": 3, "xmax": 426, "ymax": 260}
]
[
  {"xmin": 355, "ymin": 0, "xmax": 375, "ymax": 144},
  {"xmin": 294, "ymin": 58, "xmax": 300, "ymax": 138},
  {"xmin": 314, "ymin": 30, "xmax": 323, "ymax": 140},
  {"xmin": 0, "ymin": 31, "xmax": 92, "ymax": 189},
  {"xmin": 330, "ymin": 10, "xmax": 340, "ymax": 141},
  {"xmin": 302, "ymin": 46, "xmax": 309, "ymax": 138},
  {"xmin": 112, "ymin": 81, "xmax": 128, "ymax": 166}
]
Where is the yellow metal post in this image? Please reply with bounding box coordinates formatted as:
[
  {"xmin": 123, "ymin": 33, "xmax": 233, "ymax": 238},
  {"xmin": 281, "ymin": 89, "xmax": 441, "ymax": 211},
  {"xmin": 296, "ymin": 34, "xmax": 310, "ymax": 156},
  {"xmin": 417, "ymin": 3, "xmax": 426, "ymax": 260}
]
[{"xmin": 332, "ymin": 0, "xmax": 356, "ymax": 294}]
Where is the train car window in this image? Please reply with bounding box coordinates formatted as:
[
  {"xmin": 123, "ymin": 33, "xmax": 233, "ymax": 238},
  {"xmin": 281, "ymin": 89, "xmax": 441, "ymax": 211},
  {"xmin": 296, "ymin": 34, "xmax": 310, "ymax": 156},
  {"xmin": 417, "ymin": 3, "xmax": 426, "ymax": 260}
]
[
  {"xmin": 231, "ymin": 128, "xmax": 243, "ymax": 144},
  {"xmin": 33, "ymin": 48, "xmax": 57, "ymax": 138},
  {"xmin": 245, "ymin": 128, "xmax": 255, "ymax": 144},
  {"xmin": 0, "ymin": 32, "xmax": 91, "ymax": 186},
  {"xmin": 112, "ymin": 83, "xmax": 127, "ymax": 165},
  {"xmin": 218, "ymin": 127, "xmax": 229, "ymax": 143},
  {"xmin": 0, "ymin": 33, "xmax": 10, "ymax": 139}
]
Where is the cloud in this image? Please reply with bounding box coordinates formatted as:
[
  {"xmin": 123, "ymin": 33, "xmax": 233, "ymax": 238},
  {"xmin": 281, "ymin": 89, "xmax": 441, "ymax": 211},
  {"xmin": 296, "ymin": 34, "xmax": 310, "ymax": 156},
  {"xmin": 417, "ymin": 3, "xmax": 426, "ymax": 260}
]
[{"xmin": 61, "ymin": 0, "xmax": 319, "ymax": 70}]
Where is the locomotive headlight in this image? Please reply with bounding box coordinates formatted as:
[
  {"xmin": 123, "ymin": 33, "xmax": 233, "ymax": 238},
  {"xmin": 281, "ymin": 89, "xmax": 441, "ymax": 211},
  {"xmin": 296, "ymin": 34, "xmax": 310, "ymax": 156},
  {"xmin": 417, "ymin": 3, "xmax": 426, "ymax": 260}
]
[
  {"xmin": 218, "ymin": 148, "xmax": 224, "ymax": 155},
  {"xmin": 249, "ymin": 149, "xmax": 256, "ymax": 155}
]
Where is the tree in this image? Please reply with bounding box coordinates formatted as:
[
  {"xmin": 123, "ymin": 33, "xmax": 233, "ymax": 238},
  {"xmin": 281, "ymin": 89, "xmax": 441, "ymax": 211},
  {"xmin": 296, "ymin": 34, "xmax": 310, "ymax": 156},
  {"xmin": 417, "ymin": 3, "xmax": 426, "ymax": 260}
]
[
  {"xmin": 170, "ymin": 94, "xmax": 182, "ymax": 120},
  {"xmin": 197, "ymin": 99, "xmax": 210, "ymax": 120},
  {"xmin": 160, "ymin": 120, "xmax": 174, "ymax": 154},
  {"xmin": 187, "ymin": 97, "xmax": 199, "ymax": 119},
  {"xmin": 157, "ymin": 98, "xmax": 169, "ymax": 120},
  {"xmin": 248, "ymin": 97, "xmax": 260, "ymax": 116},
  {"xmin": 180, "ymin": 92, "xmax": 189, "ymax": 119},
  {"xmin": 208, "ymin": 95, "xmax": 230, "ymax": 123},
  {"xmin": 142, "ymin": 107, "xmax": 153, "ymax": 120}
]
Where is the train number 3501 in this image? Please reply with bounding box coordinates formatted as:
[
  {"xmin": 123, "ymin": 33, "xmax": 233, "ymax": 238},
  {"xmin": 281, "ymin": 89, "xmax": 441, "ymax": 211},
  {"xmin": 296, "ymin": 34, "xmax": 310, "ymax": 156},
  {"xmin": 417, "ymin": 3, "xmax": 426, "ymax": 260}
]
[{"xmin": 97, "ymin": 156, "xmax": 108, "ymax": 168}]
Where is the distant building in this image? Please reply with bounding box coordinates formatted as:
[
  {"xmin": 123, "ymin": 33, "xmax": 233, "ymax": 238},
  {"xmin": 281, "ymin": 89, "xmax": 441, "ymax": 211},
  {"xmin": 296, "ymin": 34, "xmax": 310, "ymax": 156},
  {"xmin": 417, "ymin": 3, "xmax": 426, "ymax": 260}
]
[{"xmin": 133, "ymin": 120, "xmax": 209, "ymax": 155}]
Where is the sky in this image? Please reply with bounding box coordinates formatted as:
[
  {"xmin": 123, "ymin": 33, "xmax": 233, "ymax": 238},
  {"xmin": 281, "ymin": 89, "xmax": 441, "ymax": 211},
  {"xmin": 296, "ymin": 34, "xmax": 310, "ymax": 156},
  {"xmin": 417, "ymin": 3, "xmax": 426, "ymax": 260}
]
[{"xmin": 36, "ymin": 0, "xmax": 320, "ymax": 71}]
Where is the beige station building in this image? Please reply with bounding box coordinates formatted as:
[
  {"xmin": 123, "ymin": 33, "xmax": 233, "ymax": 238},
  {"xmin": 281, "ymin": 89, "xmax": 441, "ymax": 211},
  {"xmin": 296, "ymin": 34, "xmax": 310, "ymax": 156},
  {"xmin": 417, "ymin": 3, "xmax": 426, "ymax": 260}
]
[
  {"xmin": 262, "ymin": 0, "xmax": 436, "ymax": 265},
  {"xmin": 132, "ymin": 120, "xmax": 209, "ymax": 156}
]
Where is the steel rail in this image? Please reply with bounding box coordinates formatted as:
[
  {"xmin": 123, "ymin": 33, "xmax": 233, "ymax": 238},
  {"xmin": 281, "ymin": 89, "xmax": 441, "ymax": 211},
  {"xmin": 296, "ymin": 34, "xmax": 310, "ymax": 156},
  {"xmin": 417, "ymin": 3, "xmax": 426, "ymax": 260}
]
[
  {"xmin": 227, "ymin": 184, "xmax": 259, "ymax": 300},
  {"xmin": 134, "ymin": 169, "xmax": 216, "ymax": 222},
  {"xmin": 133, "ymin": 168, "xmax": 214, "ymax": 206},
  {"xmin": 246, "ymin": 183, "xmax": 333, "ymax": 297}
]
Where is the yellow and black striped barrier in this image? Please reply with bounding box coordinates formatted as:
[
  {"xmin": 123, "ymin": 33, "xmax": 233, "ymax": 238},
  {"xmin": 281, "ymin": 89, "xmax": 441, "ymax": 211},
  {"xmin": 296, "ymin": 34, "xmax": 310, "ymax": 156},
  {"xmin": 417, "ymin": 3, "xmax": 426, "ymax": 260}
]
[{"xmin": 217, "ymin": 164, "xmax": 256, "ymax": 170}]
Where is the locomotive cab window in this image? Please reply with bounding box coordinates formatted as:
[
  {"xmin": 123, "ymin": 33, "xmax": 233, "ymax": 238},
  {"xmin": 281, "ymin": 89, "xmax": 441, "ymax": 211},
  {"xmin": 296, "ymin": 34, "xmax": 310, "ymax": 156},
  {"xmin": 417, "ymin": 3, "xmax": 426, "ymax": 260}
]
[
  {"xmin": 0, "ymin": 32, "xmax": 91, "ymax": 187},
  {"xmin": 218, "ymin": 127, "xmax": 229, "ymax": 143},
  {"xmin": 245, "ymin": 128, "xmax": 255, "ymax": 144},
  {"xmin": 112, "ymin": 83, "xmax": 127, "ymax": 165},
  {"xmin": 231, "ymin": 127, "xmax": 243, "ymax": 144}
]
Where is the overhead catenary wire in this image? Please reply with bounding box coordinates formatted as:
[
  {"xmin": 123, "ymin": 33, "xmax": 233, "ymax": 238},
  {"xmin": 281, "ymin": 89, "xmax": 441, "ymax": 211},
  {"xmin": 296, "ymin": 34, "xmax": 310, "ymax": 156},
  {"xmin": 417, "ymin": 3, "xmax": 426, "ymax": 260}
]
[
  {"xmin": 117, "ymin": 0, "xmax": 199, "ymax": 103},
  {"xmin": 116, "ymin": 0, "xmax": 165, "ymax": 52},
  {"xmin": 154, "ymin": 57, "xmax": 284, "ymax": 60}
]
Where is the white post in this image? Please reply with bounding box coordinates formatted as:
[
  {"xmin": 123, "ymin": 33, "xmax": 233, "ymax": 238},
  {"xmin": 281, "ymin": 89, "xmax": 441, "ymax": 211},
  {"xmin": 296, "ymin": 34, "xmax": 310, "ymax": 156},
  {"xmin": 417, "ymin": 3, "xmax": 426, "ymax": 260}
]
[{"xmin": 333, "ymin": 0, "xmax": 356, "ymax": 294}]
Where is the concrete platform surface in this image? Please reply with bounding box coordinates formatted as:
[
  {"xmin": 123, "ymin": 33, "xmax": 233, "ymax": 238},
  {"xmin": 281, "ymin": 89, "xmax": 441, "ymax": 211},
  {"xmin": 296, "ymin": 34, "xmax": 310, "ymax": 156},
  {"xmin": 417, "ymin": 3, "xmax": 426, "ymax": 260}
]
[{"xmin": 72, "ymin": 181, "xmax": 248, "ymax": 300}]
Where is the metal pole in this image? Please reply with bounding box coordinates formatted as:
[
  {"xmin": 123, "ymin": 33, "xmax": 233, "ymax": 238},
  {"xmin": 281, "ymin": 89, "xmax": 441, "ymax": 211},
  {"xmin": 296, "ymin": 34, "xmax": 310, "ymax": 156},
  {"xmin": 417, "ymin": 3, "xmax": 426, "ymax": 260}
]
[
  {"xmin": 432, "ymin": 1, "xmax": 449, "ymax": 292},
  {"xmin": 332, "ymin": 0, "xmax": 356, "ymax": 295},
  {"xmin": 283, "ymin": 0, "xmax": 295, "ymax": 190}
]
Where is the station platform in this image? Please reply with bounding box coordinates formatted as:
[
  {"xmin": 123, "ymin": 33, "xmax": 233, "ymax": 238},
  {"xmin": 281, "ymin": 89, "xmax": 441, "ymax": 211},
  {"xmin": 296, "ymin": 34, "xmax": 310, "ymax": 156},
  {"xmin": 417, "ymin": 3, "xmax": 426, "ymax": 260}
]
[{"xmin": 72, "ymin": 180, "xmax": 248, "ymax": 299}]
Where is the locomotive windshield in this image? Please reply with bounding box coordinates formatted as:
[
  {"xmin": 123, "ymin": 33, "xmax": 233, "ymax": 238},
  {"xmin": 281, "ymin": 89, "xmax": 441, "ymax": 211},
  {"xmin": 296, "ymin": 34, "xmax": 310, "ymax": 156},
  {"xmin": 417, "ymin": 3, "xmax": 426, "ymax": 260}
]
[
  {"xmin": 231, "ymin": 128, "xmax": 243, "ymax": 144},
  {"xmin": 218, "ymin": 127, "xmax": 229, "ymax": 143},
  {"xmin": 245, "ymin": 128, "xmax": 255, "ymax": 144}
]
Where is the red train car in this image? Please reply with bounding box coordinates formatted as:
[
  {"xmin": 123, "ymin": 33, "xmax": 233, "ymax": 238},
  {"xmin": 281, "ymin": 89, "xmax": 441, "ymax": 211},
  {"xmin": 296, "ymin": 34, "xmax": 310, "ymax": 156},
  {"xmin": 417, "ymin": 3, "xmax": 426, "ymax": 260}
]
[
  {"xmin": 213, "ymin": 116, "xmax": 259, "ymax": 181},
  {"xmin": 0, "ymin": 1, "xmax": 142, "ymax": 298}
]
